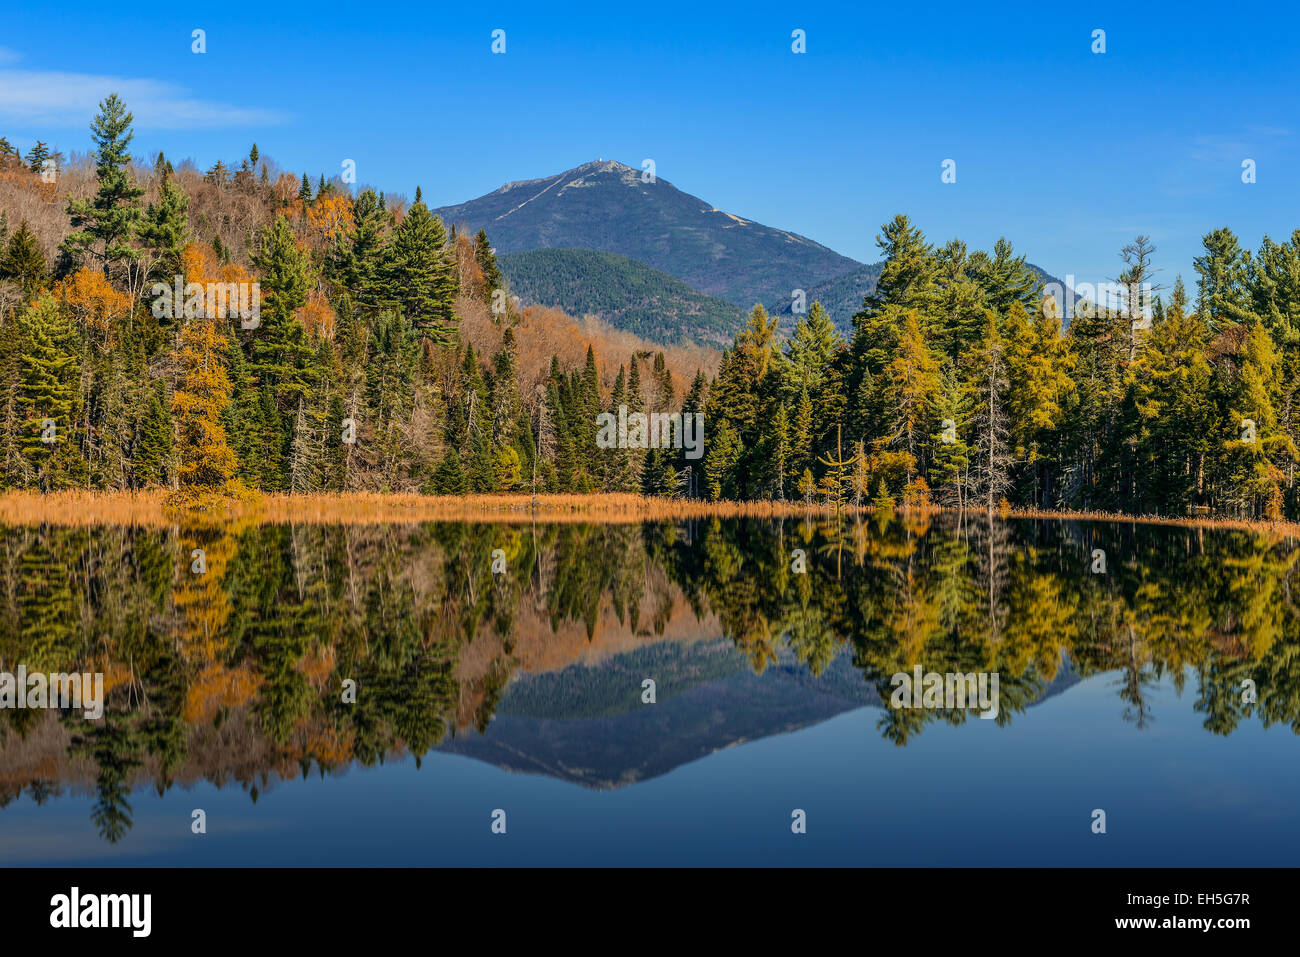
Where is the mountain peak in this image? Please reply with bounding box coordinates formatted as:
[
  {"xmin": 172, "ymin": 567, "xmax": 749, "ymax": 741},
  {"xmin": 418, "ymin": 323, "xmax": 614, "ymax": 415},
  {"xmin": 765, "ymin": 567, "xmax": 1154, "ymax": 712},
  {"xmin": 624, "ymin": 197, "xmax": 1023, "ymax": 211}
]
[
  {"xmin": 432, "ymin": 162, "xmax": 863, "ymax": 314},
  {"xmin": 493, "ymin": 159, "xmax": 640, "ymax": 196},
  {"xmin": 572, "ymin": 158, "xmax": 636, "ymax": 173}
]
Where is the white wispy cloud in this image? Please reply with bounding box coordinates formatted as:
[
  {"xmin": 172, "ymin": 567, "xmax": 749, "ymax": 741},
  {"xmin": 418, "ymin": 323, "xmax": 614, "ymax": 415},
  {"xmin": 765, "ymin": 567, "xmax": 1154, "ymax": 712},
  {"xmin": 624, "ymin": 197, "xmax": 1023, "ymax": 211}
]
[
  {"xmin": 1187, "ymin": 127, "xmax": 1294, "ymax": 166},
  {"xmin": 0, "ymin": 61, "xmax": 285, "ymax": 129}
]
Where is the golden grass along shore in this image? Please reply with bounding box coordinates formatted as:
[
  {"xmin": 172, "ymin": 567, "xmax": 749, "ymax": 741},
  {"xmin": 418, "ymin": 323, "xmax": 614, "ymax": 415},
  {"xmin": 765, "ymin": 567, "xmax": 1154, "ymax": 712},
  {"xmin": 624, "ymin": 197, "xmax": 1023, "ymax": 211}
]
[{"xmin": 0, "ymin": 489, "xmax": 1297, "ymax": 536}]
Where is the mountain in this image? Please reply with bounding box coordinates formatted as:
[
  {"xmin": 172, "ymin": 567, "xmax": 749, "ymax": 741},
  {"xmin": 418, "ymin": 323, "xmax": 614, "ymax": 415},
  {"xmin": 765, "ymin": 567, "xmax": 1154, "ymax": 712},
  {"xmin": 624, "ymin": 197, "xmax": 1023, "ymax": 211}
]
[
  {"xmin": 439, "ymin": 638, "xmax": 1083, "ymax": 790},
  {"xmin": 436, "ymin": 158, "xmax": 1074, "ymax": 340},
  {"xmin": 439, "ymin": 639, "xmax": 880, "ymax": 789},
  {"xmin": 433, "ymin": 159, "xmax": 862, "ymax": 312},
  {"xmin": 498, "ymin": 248, "xmax": 746, "ymax": 346},
  {"xmin": 768, "ymin": 262, "xmax": 883, "ymax": 331}
]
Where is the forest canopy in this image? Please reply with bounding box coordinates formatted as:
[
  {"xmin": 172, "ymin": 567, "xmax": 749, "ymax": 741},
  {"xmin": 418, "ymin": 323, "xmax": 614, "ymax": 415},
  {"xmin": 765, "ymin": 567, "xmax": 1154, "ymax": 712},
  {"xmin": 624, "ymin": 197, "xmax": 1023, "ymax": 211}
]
[{"xmin": 2, "ymin": 96, "xmax": 1299, "ymax": 520}]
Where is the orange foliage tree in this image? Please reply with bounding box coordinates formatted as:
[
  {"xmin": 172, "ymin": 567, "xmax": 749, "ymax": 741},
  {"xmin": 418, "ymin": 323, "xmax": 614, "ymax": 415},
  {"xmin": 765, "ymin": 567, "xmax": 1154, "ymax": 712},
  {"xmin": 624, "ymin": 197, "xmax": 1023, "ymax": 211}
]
[
  {"xmin": 53, "ymin": 268, "xmax": 132, "ymax": 342},
  {"xmin": 172, "ymin": 316, "xmax": 239, "ymax": 492}
]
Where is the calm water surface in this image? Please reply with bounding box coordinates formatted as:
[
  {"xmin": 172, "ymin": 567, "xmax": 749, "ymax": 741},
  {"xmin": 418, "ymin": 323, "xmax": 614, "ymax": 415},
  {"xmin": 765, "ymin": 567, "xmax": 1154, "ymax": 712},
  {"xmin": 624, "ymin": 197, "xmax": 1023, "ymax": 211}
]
[{"xmin": 1, "ymin": 515, "xmax": 1296, "ymax": 865}]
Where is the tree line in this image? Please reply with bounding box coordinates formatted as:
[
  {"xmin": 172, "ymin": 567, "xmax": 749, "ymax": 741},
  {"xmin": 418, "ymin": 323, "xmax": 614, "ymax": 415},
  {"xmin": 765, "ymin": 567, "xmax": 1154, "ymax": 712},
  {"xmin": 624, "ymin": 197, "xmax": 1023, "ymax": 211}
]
[{"xmin": 3, "ymin": 95, "xmax": 1299, "ymax": 519}]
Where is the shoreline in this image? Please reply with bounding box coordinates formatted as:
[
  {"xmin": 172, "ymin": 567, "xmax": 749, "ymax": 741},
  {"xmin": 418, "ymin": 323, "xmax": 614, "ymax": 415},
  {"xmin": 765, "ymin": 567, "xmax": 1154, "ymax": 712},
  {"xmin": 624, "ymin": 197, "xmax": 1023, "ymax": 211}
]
[{"xmin": 0, "ymin": 490, "xmax": 1296, "ymax": 535}]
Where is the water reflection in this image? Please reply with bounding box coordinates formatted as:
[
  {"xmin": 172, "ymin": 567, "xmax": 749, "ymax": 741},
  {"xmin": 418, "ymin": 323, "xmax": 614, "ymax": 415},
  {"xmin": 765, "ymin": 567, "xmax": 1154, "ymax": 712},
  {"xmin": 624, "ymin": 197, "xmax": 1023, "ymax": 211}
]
[{"xmin": 1, "ymin": 513, "xmax": 1297, "ymax": 844}]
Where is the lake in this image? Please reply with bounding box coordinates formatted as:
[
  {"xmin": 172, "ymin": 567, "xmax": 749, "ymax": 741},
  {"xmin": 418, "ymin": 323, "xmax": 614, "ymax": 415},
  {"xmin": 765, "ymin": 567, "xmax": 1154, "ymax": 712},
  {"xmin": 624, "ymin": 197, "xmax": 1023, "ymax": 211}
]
[{"xmin": 1, "ymin": 513, "xmax": 1297, "ymax": 866}]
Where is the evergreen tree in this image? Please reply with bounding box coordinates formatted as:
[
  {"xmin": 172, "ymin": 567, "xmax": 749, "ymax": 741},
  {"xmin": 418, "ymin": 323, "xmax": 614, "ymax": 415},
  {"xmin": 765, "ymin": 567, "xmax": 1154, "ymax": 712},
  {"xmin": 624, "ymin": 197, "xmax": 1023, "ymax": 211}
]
[
  {"xmin": 138, "ymin": 171, "xmax": 190, "ymax": 281},
  {"xmin": 16, "ymin": 294, "xmax": 81, "ymax": 489},
  {"xmin": 330, "ymin": 189, "xmax": 390, "ymax": 311},
  {"xmin": 473, "ymin": 228, "xmax": 504, "ymax": 299},
  {"xmin": 931, "ymin": 364, "xmax": 972, "ymax": 507},
  {"xmin": 62, "ymin": 94, "xmax": 146, "ymax": 285},
  {"xmin": 134, "ymin": 379, "xmax": 174, "ymax": 487},
  {"xmin": 878, "ymin": 309, "xmax": 943, "ymax": 490},
  {"xmin": 26, "ymin": 141, "xmax": 50, "ymax": 175},
  {"xmin": 249, "ymin": 215, "xmax": 317, "ymax": 410},
  {"xmin": 969, "ymin": 237, "xmax": 1041, "ymax": 315},
  {"xmin": 205, "ymin": 161, "xmax": 230, "ymax": 187},
  {"xmin": 1, "ymin": 222, "xmax": 48, "ymax": 297},
  {"xmin": 1194, "ymin": 228, "xmax": 1256, "ymax": 330},
  {"xmin": 382, "ymin": 201, "xmax": 458, "ymax": 343}
]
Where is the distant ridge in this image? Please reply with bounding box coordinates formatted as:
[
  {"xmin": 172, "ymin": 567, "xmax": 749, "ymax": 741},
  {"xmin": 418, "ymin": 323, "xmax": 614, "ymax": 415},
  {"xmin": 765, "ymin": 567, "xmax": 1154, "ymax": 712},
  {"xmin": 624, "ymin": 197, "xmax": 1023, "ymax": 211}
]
[
  {"xmin": 436, "ymin": 159, "xmax": 1073, "ymax": 338},
  {"xmin": 433, "ymin": 159, "xmax": 862, "ymax": 314}
]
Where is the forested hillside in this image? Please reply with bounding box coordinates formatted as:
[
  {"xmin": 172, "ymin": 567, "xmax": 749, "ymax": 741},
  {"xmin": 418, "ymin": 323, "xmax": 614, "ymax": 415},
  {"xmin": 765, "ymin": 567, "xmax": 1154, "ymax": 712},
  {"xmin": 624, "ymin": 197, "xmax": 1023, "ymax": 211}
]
[
  {"xmin": 2, "ymin": 95, "xmax": 1298, "ymax": 519},
  {"xmin": 498, "ymin": 247, "xmax": 745, "ymax": 345}
]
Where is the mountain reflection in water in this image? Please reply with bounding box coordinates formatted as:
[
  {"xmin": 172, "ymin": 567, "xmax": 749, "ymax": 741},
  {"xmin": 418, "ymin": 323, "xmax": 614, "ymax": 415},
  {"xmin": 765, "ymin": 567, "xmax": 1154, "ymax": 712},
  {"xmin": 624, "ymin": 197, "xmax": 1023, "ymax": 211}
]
[{"xmin": 1, "ymin": 513, "xmax": 1297, "ymax": 852}]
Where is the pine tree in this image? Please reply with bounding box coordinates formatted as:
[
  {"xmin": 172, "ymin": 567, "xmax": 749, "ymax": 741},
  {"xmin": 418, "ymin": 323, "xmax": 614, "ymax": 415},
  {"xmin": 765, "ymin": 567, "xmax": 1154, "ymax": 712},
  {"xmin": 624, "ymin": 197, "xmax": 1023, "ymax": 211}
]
[
  {"xmin": 205, "ymin": 161, "xmax": 230, "ymax": 187},
  {"xmin": 792, "ymin": 382, "xmax": 814, "ymax": 474},
  {"xmin": 787, "ymin": 300, "xmax": 842, "ymax": 392},
  {"xmin": 1221, "ymin": 321, "xmax": 1294, "ymax": 516},
  {"xmin": 1194, "ymin": 228, "xmax": 1256, "ymax": 330},
  {"xmin": 703, "ymin": 420, "xmax": 740, "ymax": 500},
  {"xmin": 473, "ymin": 229, "xmax": 504, "ymax": 300},
  {"xmin": 61, "ymin": 94, "xmax": 146, "ymax": 286},
  {"xmin": 770, "ymin": 403, "xmax": 791, "ymax": 499},
  {"xmin": 1120, "ymin": 280, "xmax": 1213, "ymax": 514},
  {"xmin": 817, "ymin": 424, "xmax": 854, "ymax": 512},
  {"xmin": 331, "ymin": 189, "xmax": 390, "ymax": 312},
  {"xmin": 969, "ymin": 237, "xmax": 1041, "ymax": 315},
  {"xmin": 933, "ymin": 240, "xmax": 989, "ymax": 359},
  {"xmin": 879, "ymin": 309, "xmax": 943, "ymax": 488},
  {"xmin": 1003, "ymin": 301, "xmax": 1075, "ymax": 505},
  {"xmin": 461, "ymin": 344, "xmax": 495, "ymax": 491},
  {"xmin": 382, "ymin": 201, "xmax": 458, "ymax": 343},
  {"xmin": 138, "ymin": 172, "xmax": 190, "ymax": 281},
  {"xmin": 651, "ymin": 351, "xmax": 674, "ymax": 409},
  {"xmin": 16, "ymin": 294, "xmax": 81, "ymax": 489},
  {"xmin": 25, "ymin": 141, "xmax": 50, "ymax": 175},
  {"xmin": 930, "ymin": 365, "xmax": 972, "ymax": 507},
  {"xmin": 134, "ymin": 379, "xmax": 173, "ymax": 487},
  {"xmin": 797, "ymin": 467, "xmax": 817, "ymax": 505},
  {"xmin": 249, "ymin": 215, "xmax": 316, "ymax": 410},
  {"xmin": 1250, "ymin": 231, "xmax": 1300, "ymax": 350},
  {"xmin": 1, "ymin": 222, "xmax": 48, "ymax": 297}
]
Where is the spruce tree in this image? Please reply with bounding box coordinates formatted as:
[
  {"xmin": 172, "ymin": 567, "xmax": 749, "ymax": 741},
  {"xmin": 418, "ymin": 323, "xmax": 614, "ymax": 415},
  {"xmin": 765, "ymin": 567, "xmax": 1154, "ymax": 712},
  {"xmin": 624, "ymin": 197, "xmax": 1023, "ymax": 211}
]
[
  {"xmin": 26, "ymin": 141, "xmax": 50, "ymax": 175},
  {"xmin": 62, "ymin": 94, "xmax": 145, "ymax": 281},
  {"xmin": 134, "ymin": 379, "xmax": 174, "ymax": 487},
  {"xmin": 383, "ymin": 200, "xmax": 459, "ymax": 343},
  {"xmin": 138, "ymin": 171, "xmax": 190, "ymax": 281},
  {"xmin": 249, "ymin": 215, "xmax": 316, "ymax": 410},
  {"xmin": 330, "ymin": 189, "xmax": 389, "ymax": 312},
  {"xmin": 16, "ymin": 294, "xmax": 80, "ymax": 489},
  {"xmin": 2, "ymin": 222, "xmax": 48, "ymax": 297},
  {"xmin": 1194, "ymin": 228, "xmax": 1256, "ymax": 330},
  {"xmin": 473, "ymin": 229, "xmax": 504, "ymax": 299}
]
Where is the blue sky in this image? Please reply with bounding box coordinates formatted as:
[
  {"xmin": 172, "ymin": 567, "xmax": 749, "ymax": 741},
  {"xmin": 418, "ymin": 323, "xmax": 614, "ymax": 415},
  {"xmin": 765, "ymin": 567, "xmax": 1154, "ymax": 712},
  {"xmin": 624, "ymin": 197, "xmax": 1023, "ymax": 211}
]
[{"xmin": 2, "ymin": 0, "xmax": 1298, "ymax": 290}]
